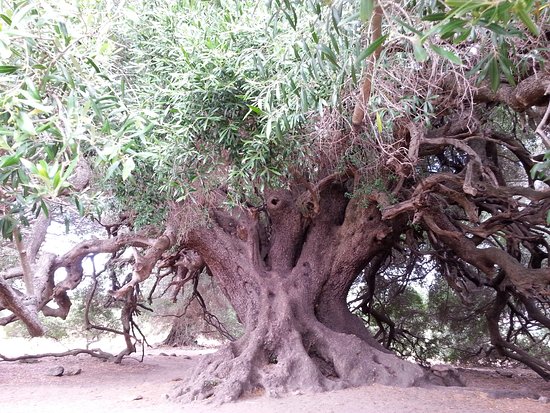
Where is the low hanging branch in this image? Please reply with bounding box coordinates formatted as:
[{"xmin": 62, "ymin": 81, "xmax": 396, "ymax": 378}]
[
  {"xmin": 111, "ymin": 210, "xmax": 179, "ymax": 299},
  {"xmin": 0, "ymin": 348, "xmax": 114, "ymax": 362},
  {"xmin": 0, "ymin": 276, "xmax": 44, "ymax": 336},
  {"xmin": 422, "ymin": 210, "xmax": 550, "ymax": 296},
  {"xmin": 486, "ymin": 291, "xmax": 550, "ymax": 381},
  {"xmin": 0, "ymin": 212, "xmax": 181, "ymax": 343}
]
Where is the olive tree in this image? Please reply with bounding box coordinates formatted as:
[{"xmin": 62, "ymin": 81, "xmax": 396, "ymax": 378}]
[{"xmin": 1, "ymin": 0, "xmax": 549, "ymax": 403}]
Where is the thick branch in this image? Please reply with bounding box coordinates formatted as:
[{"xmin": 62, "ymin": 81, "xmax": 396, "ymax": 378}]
[
  {"xmin": 423, "ymin": 211, "xmax": 550, "ymax": 295},
  {"xmin": 27, "ymin": 212, "xmax": 51, "ymax": 263},
  {"xmin": 0, "ymin": 276, "xmax": 43, "ymax": 336},
  {"xmin": 265, "ymin": 189, "xmax": 307, "ymax": 271},
  {"xmin": 486, "ymin": 291, "xmax": 550, "ymax": 381},
  {"xmin": 471, "ymin": 73, "xmax": 550, "ymax": 111},
  {"xmin": 111, "ymin": 224, "xmax": 178, "ymax": 299}
]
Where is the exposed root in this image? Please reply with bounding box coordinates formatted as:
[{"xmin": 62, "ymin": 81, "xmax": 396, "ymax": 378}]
[
  {"xmin": 308, "ymin": 322, "xmax": 427, "ymax": 387},
  {"xmin": 168, "ymin": 344, "xmax": 252, "ymax": 403},
  {"xmin": 168, "ymin": 319, "xmax": 431, "ymax": 404}
]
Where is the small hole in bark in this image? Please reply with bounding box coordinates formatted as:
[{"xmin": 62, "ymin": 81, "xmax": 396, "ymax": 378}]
[
  {"xmin": 270, "ymin": 198, "xmax": 279, "ymax": 206},
  {"xmin": 268, "ymin": 352, "xmax": 278, "ymax": 364},
  {"xmin": 267, "ymin": 291, "xmax": 275, "ymax": 299},
  {"xmin": 367, "ymin": 215, "xmax": 374, "ymax": 221}
]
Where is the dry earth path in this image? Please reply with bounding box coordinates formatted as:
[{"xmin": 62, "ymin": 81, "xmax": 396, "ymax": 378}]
[{"xmin": 1, "ymin": 345, "xmax": 549, "ymax": 413}]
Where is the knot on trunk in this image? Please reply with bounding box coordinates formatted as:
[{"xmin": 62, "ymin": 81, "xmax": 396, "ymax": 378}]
[{"xmin": 265, "ymin": 189, "xmax": 294, "ymax": 214}]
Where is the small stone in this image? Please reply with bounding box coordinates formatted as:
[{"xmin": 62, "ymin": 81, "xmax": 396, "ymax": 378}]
[
  {"xmin": 46, "ymin": 366, "xmax": 64, "ymax": 377},
  {"xmin": 64, "ymin": 367, "xmax": 82, "ymax": 376},
  {"xmin": 171, "ymin": 377, "xmax": 183, "ymax": 382},
  {"xmin": 159, "ymin": 352, "xmax": 169, "ymax": 356},
  {"xmin": 132, "ymin": 395, "xmax": 144, "ymax": 401},
  {"xmin": 170, "ymin": 353, "xmax": 177, "ymax": 357},
  {"xmin": 538, "ymin": 396, "xmax": 549, "ymax": 404}
]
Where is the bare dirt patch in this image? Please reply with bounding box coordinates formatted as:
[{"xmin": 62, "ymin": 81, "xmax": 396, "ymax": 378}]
[{"xmin": 1, "ymin": 345, "xmax": 548, "ymax": 413}]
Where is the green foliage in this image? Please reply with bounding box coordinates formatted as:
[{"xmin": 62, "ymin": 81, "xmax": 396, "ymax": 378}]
[
  {"xmin": 374, "ymin": 285, "xmax": 441, "ymax": 364},
  {"xmin": 272, "ymin": 0, "xmax": 547, "ymax": 119},
  {"xmin": 108, "ymin": 0, "xmax": 367, "ymax": 207},
  {"xmin": 416, "ymin": 0, "xmax": 547, "ymax": 90},
  {"xmin": 3, "ymin": 0, "xmax": 545, "ymax": 229},
  {"xmin": 356, "ymin": 276, "xmax": 489, "ymax": 365},
  {"xmin": 0, "ymin": 0, "xmax": 146, "ymax": 237},
  {"xmin": 425, "ymin": 279, "xmax": 492, "ymax": 363},
  {"xmin": 358, "ymin": 271, "xmax": 550, "ymax": 366}
]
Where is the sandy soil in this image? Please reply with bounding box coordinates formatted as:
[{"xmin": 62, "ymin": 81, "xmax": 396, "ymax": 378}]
[{"xmin": 1, "ymin": 344, "xmax": 549, "ymax": 413}]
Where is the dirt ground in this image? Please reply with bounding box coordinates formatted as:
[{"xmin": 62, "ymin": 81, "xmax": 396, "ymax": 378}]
[{"xmin": 1, "ymin": 345, "xmax": 549, "ymax": 413}]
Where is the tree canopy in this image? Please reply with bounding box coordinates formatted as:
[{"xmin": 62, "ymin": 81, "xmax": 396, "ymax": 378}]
[{"xmin": 1, "ymin": 0, "xmax": 549, "ymax": 403}]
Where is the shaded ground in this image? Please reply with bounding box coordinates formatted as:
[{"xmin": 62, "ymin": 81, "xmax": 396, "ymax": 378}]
[{"xmin": 0, "ymin": 345, "xmax": 549, "ymax": 413}]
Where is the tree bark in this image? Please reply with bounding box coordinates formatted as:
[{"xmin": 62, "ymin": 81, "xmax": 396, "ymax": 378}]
[
  {"xmin": 170, "ymin": 269, "xmax": 425, "ymax": 403},
  {"xmin": 168, "ymin": 184, "xmax": 429, "ymax": 403}
]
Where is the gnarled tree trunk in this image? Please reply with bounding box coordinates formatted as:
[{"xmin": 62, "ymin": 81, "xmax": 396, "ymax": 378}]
[{"xmin": 169, "ymin": 181, "xmax": 429, "ymax": 402}]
